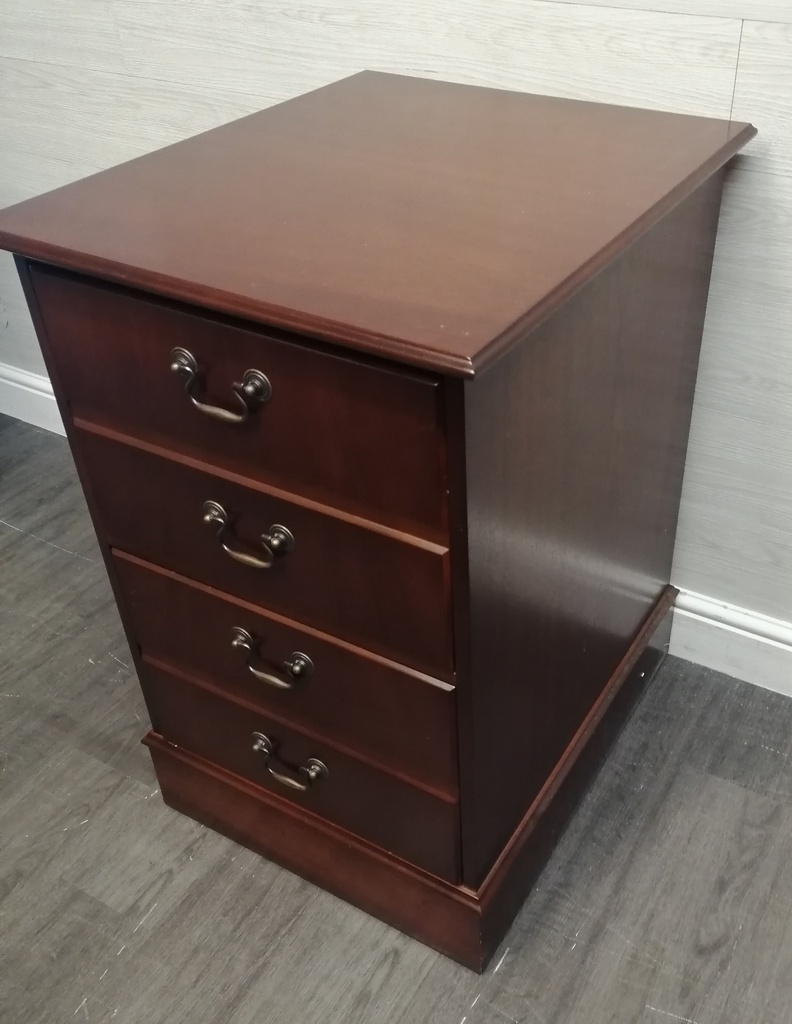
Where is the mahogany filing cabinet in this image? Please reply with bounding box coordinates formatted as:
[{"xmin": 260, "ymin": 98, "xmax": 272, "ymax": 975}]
[{"xmin": 0, "ymin": 73, "xmax": 755, "ymax": 970}]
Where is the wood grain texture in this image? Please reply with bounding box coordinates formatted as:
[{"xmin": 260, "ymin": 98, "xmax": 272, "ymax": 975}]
[
  {"xmin": 113, "ymin": 552, "xmax": 458, "ymax": 792},
  {"xmin": 8, "ymin": 416, "xmax": 792, "ymax": 1019},
  {"xmin": 546, "ymin": 0, "xmax": 792, "ymax": 24},
  {"xmin": 0, "ymin": 416, "xmax": 151, "ymax": 802},
  {"xmin": 672, "ymin": 166, "xmax": 792, "ymax": 622},
  {"xmin": 16, "ymin": 0, "xmax": 747, "ymax": 217},
  {"xmin": 0, "ymin": 0, "xmax": 784, "ymax": 686},
  {"xmin": 140, "ymin": 663, "xmax": 460, "ymax": 880},
  {"xmin": 0, "ymin": 73, "xmax": 753, "ymax": 376},
  {"xmin": 4, "ymin": 72, "xmax": 756, "ymax": 967},
  {"xmin": 0, "ymin": 1, "xmax": 124, "ymax": 71},
  {"xmin": 114, "ymin": 0, "xmax": 741, "ymax": 117},
  {"xmin": 0, "ymin": 0, "xmax": 744, "ymax": 215},
  {"xmin": 478, "ymin": 593, "xmax": 674, "ymax": 961},
  {"xmin": 732, "ymin": 20, "xmax": 792, "ymax": 178},
  {"xmin": 140, "ymin": 591, "xmax": 670, "ymax": 972},
  {"xmin": 454, "ymin": 177, "xmax": 725, "ymax": 885},
  {"xmin": 0, "ymin": 56, "xmax": 262, "ymax": 194},
  {"xmin": 144, "ymin": 736, "xmax": 483, "ymax": 968},
  {"xmin": 73, "ymin": 423, "xmax": 454, "ymax": 679}
]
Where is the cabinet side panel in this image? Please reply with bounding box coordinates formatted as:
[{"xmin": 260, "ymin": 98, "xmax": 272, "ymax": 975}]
[
  {"xmin": 13, "ymin": 255, "xmax": 150, "ymax": 682},
  {"xmin": 459, "ymin": 174, "xmax": 725, "ymax": 885}
]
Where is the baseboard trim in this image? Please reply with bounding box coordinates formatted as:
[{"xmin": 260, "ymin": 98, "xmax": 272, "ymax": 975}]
[
  {"xmin": 671, "ymin": 589, "xmax": 792, "ymax": 698},
  {"xmin": 0, "ymin": 361, "xmax": 64, "ymax": 435}
]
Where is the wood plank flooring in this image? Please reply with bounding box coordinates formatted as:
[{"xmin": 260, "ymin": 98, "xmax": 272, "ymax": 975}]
[{"xmin": 2, "ymin": 411, "xmax": 792, "ymax": 1023}]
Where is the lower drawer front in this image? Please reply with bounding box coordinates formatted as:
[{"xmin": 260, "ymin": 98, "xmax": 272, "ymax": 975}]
[
  {"xmin": 114, "ymin": 552, "xmax": 458, "ymax": 792},
  {"xmin": 76, "ymin": 426, "xmax": 452, "ymax": 678},
  {"xmin": 141, "ymin": 661, "xmax": 460, "ymax": 881}
]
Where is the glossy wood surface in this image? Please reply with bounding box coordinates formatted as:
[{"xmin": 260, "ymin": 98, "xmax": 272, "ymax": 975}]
[
  {"xmin": 10, "ymin": 420, "xmax": 792, "ymax": 1014},
  {"xmin": 145, "ymin": 737, "xmax": 484, "ymax": 967},
  {"xmin": 478, "ymin": 592, "xmax": 674, "ymax": 958},
  {"xmin": 29, "ymin": 262, "xmax": 448, "ymax": 536},
  {"xmin": 1, "ymin": 4, "xmax": 787, "ymax": 702},
  {"xmin": 5, "ymin": 408, "xmax": 790, "ymax": 1009},
  {"xmin": 0, "ymin": 72, "xmax": 754, "ymax": 376},
  {"xmin": 2, "ymin": 75, "xmax": 758, "ymax": 971},
  {"xmin": 74, "ymin": 424, "xmax": 453, "ymax": 678},
  {"xmin": 114, "ymin": 551, "xmax": 458, "ymax": 791},
  {"xmin": 452, "ymin": 176, "xmax": 726, "ymax": 885},
  {"xmin": 142, "ymin": 590, "xmax": 672, "ymax": 972},
  {"xmin": 141, "ymin": 661, "xmax": 460, "ymax": 881}
]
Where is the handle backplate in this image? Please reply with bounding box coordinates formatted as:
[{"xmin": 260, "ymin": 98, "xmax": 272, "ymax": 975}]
[
  {"xmin": 170, "ymin": 347, "xmax": 271, "ymax": 423},
  {"xmin": 202, "ymin": 500, "xmax": 294, "ymax": 569},
  {"xmin": 231, "ymin": 627, "xmax": 314, "ymax": 690},
  {"xmin": 251, "ymin": 732, "xmax": 327, "ymax": 792}
]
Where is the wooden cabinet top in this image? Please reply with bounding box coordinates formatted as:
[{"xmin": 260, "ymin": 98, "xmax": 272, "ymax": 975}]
[{"xmin": 0, "ymin": 71, "xmax": 755, "ymax": 376}]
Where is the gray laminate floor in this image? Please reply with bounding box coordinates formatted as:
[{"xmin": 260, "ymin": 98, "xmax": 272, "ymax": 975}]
[{"xmin": 2, "ymin": 411, "xmax": 792, "ymax": 1024}]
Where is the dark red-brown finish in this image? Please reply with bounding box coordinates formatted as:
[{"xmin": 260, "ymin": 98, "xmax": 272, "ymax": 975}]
[
  {"xmin": 114, "ymin": 551, "xmax": 458, "ymax": 792},
  {"xmin": 0, "ymin": 73, "xmax": 754, "ymax": 376},
  {"xmin": 73, "ymin": 424, "xmax": 452, "ymax": 678},
  {"xmin": 451, "ymin": 176, "xmax": 726, "ymax": 886},
  {"xmin": 0, "ymin": 73, "xmax": 756, "ymax": 971},
  {"xmin": 140, "ymin": 660, "xmax": 459, "ymax": 880},
  {"xmin": 29, "ymin": 263, "xmax": 448, "ymax": 537},
  {"xmin": 145, "ymin": 737, "xmax": 485, "ymax": 967},
  {"xmin": 144, "ymin": 596, "xmax": 673, "ymax": 972},
  {"xmin": 478, "ymin": 594, "xmax": 675, "ymax": 957}
]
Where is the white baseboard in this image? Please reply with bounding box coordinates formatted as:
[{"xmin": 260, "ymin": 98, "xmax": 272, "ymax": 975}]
[
  {"xmin": 0, "ymin": 361, "xmax": 64, "ymax": 435},
  {"xmin": 671, "ymin": 589, "xmax": 792, "ymax": 699}
]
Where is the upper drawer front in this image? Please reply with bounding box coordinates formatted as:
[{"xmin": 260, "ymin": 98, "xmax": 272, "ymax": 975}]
[
  {"xmin": 141, "ymin": 661, "xmax": 460, "ymax": 881},
  {"xmin": 77, "ymin": 427, "xmax": 453, "ymax": 679},
  {"xmin": 113, "ymin": 552, "xmax": 458, "ymax": 792},
  {"xmin": 30, "ymin": 263, "xmax": 448, "ymax": 538}
]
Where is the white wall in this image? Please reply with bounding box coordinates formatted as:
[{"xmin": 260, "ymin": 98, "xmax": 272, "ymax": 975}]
[{"xmin": 1, "ymin": 1, "xmax": 790, "ymax": 689}]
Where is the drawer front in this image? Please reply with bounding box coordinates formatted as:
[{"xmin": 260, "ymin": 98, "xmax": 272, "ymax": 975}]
[
  {"xmin": 114, "ymin": 552, "xmax": 458, "ymax": 792},
  {"xmin": 141, "ymin": 662, "xmax": 460, "ymax": 880},
  {"xmin": 78, "ymin": 427, "xmax": 453, "ymax": 678},
  {"xmin": 30, "ymin": 263, "xmax": 448, "ymax": 538}
]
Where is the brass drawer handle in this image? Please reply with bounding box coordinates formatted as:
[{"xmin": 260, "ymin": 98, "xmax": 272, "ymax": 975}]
[
  {"xmin": 251, "ymin": 732, "xmax": 328, "ymax": 792},
  {"xmin": 170, "ymin": 347, "xmax": 271, "ymax": 424},
  {"xmin": 202, "ymin": 500, "xmax": 294, "ymax": 569},
  {"xmin": 231, "ymin": 627, "xmax": 314, "ymax": 690}
]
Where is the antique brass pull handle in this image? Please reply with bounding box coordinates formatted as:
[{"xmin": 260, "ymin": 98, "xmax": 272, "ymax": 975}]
[
  {"xmin": 251, "ymin": 732, "xmax": 328, "ymax": 791},
  {"xmin": 202, "ymin": 500, "xmax": 294, "ymax": 569},
  {"xmin": 231, "ymin": 627, "xmax": 314, "ymax": 690},
  {"xmin": 170, "ymin": 347, "xmax": 271, "ymax": 423}
]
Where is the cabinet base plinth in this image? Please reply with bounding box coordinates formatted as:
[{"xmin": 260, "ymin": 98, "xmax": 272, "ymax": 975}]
[{"xmin": 144, "ymin": 588, "xmax": 674, "ymax": 972}]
